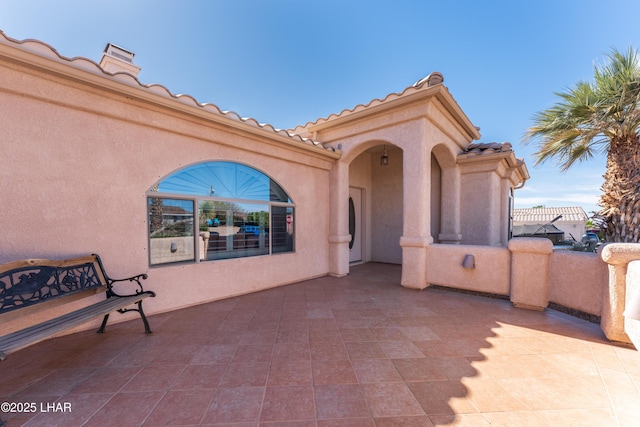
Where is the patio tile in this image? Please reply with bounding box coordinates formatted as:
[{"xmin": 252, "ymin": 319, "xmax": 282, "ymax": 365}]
[
  {"xmin": 143, "ymin": 389, "xmax": 216, "ymax": 426},
  {"xmin": 260, "ymin": 385, "xmax": 315, "ymax": 422},
  {"xmin": 407, "ymin": 380, "xmax": 477, "ymax": 415},
  {"xmin": 190, "ymin": 343, "xmax": 238, "ymax": 364},
  {"xmin": 352, "ymin": 358, "xmax": 403, "ymax": 383},
  {"xmin": 18, "ymin": 393, "xmax": 112, "ymax": 427},
  {"xmin": 272, "ymin": 341, "xmax": 311, "ymax": 361},
  {"xmin": 83, "ymin": 391, "xmax": 165, "ymax": 427},
  {"xmin": 202, "ymin": 386, "xmax": 264, "ymax": 424},
  {"xmin": 392, "ymin": 358, "xmax": 448, "ymax": 381},
  {"xmin": 17, "ymin": 368, "xmax": 96, "ymax": 396},
  {"xmin": 1, "ymin": 263, "xmax": 639, "ymax": 426},
  {"xmin": 268, "ymin": 359, "xmax": 313, "ymax": 386},
  {"xmin": 361, "ymin": 382, "xmax": 424, "ymax": 417},
  {"xmin": 379, "ymin": 341, "xmax": 425, "ymax": 358},
  {"xmin": 495, "ymin": 376, "xmax": 609, "ymax": 410},
  {"xmin": 231, "ymin": 344, "xmax": 273, "ymax": 363},
  {"xmin": 123, "ymin": 365, "xmax": 185, "ymax": 391},
  {"xmin": 68, "ymin": 366, "xmax": 141, "ymax": 394},
  {"xmin": 310, "ymin": 339, "xmax": 349, "ymax": 360},
  {"xmin": 171, "ymin": 363, "xmax": 227, "ymax": 390},
  {"xmin": 374, "ymin": 416, "xmax": 434, "ymax": 426},
  {"xmin": 535, "ymin": 408, "xmax": 617, "ymax": 427},
  {"xmin": 312, "ymin": 359, "xmax": 358, "ymax": 385},
  {"xmin": 220, "ymin": 362, "xmax": 270, "ymax": 387},
  {"xmin": 314, "ymin": 384, "xmax": 370, "ymax": 419},
  {"xmin": 345, "ymin": 342, "xmax": 388, "ymax": 359}
]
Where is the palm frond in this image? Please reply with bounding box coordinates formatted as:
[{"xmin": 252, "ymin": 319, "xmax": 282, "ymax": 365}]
[{"xmin": 524, "ymin": 47, "xmax": 640, "ymax": 171}]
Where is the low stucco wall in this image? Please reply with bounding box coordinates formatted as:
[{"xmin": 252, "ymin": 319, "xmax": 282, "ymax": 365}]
[
  {"xmin": 428, "ymin": 239, "xmax": 608, "ymax": 318},
  {"xmin": 549, "ymin": 250, "xmax": 606, "ymax": 316},
  {"xmin": 426, "ymin": 244, "xmax": 510, "ymax": 295}
]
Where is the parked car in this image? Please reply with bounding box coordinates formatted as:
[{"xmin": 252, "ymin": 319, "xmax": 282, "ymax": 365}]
[{"xmin": 581, "ymin": 232, "xmax": 600, "ymax": 252}]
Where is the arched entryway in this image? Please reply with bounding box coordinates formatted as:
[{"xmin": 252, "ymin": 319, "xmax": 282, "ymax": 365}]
[{"xmin": 347, "ymin": 143, "xmax": 404, "ymax": 266}]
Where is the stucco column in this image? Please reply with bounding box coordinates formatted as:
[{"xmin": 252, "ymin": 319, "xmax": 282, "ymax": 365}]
[
  {"xmin": 600, "ymin": 244, "xmax": 636, "ymax": 343},
  {"xmin": 328, "ymin": 161, "xmax": 351, "ymax": 277},
  {"xmin": 508, "ymin": 237, "xmax": 552, "ymax": 310},
  {"xmin": 401, "ymin": 146, "xmax": 432, "ymax": 289},
  {"xmin": 438, "ymin": 166, "xmax": 461, "ymax": 244}
]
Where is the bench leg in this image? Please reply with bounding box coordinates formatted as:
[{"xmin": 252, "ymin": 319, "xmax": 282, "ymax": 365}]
[
  {"xmin": 137, "ymin": 301, "xmax": 153, "ymax": 334},
  {"xmin": 97, "ymin": 314, "xmax": 110, "ymax": 333},
  {"xmin": 112, "ymin": 302, "xmax": 153, "ymax": 334}
]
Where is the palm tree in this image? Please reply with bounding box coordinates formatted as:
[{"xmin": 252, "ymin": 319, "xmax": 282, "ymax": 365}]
[{"xmin": 525, "ymin": 47, "xmax": 640, "ymax": 242}]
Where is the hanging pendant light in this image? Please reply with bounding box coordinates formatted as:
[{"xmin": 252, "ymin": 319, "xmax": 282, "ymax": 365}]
[{"xmin": 380, "ymin": 146, "xmax": 389, "ymax": 166}]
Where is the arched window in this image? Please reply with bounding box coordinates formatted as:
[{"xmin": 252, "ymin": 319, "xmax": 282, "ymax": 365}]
[{"xmin": 147, "ymin": 162, "xmax": 294, "ymax": 265}]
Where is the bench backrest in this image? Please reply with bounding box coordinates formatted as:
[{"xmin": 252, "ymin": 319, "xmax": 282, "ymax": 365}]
[{"xmin": 0, "ymin": 255, "xmax": 108, "ymax": 318}]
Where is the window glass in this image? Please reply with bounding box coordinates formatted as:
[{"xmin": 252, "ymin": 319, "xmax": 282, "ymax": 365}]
[
  {"xmin": 148, "ymin": 161, "xmax": 294, "ymax": 265},
  {"xmin": 158, "ymin": 161, "xmax": 291, "ymax": 202},
  {"xmin": 148, "ymin": 198, "xmax": 195, "ymax": 265},
  {"xmin": 200, "ymin": 201, "xmax": 270, "ymax": 260},
  {"xmin": 272, "ymin": 206, "xmax": 294, "ymax": 253}
]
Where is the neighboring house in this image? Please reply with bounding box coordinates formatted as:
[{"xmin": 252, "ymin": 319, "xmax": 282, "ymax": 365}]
[
  {"xmin": 512, "ymin": 207, "xmax": 588, "ymax": 242},
  {"xmin": 0, "ymin": 31, "xmax": 529, "ymax": 319}
]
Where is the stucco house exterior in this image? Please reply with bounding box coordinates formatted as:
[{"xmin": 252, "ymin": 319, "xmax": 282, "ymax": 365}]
[{"xmin": 0, "ymin": 31, "xmax": 530, "ymax": 331}]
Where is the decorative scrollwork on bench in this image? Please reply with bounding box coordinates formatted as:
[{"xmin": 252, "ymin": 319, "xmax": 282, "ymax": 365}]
[{"xmin": 0, "ymin": 262, "xmax": 103, "ymax": 314}]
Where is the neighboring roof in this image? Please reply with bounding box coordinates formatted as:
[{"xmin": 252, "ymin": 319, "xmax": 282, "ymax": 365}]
[
  {"xmin": 512, "ymin": 207, "xmax": 588, "ymax": 223},
  {"xmin": 0, "ymin": 30, "xmax": 339, "ymax": 159},
  {"xmin": 513, "ymin": 223, "xmax": 563, "ymax": 236}
]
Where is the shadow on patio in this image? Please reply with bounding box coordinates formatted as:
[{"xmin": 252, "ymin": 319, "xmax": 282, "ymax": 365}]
[{"xmin": 1, "ymin": 263, "xmax": 639, "ymax": 426}]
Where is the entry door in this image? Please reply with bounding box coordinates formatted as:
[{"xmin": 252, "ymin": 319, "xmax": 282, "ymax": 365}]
[{"xmin": 349, "ymin": 187, "xmax": 363, "ymax": 263}]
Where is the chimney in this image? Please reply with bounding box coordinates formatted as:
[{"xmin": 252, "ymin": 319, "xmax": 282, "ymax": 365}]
[{"xmin": 99, "ymin": 43, "xmax": 141, "ymax": 77}]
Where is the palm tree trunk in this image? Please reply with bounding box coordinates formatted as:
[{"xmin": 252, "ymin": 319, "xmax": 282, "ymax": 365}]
[{"xmin": 600, "ymin": 134, "xmax": 640, "ymax": 242}]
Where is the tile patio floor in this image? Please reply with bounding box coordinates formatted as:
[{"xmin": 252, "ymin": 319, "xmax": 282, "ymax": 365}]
[{"xmin": 1, "ymin": 263, "xmax": 639, "ymax": 426}]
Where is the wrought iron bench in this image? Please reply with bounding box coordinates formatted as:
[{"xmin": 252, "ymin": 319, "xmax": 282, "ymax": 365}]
[{"xmin": 0, "ymin": 254, "xmax": 156, "ymax": 361}]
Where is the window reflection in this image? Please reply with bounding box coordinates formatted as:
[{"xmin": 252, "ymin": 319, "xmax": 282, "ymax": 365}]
[
  {"xmin": 199, "ymin": 201, "xmax": 270, "ymax": 260},
  {"xmin": 148, "ymin": 198, "xmax": 195, "ymax": 264},
  {"xmin": 148, "ymin": 162, "xmax": 294, "ymax": 266},
  {"xmin": 158, "ymin": 161, "xmax": 291, "ymax": 202}
]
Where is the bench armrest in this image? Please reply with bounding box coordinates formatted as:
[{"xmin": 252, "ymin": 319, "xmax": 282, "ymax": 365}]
[
  {"xmin": 106, "ymin": 274, "xmax": 156, "ymax": 298},
  {"xmin": 93, "ymin": 254, "xmax": 155, "ymax": 299}
]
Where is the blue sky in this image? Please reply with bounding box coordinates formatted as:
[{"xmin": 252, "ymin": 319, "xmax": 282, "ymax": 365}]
[{"xmin": 3, "ymin": 0, "xmax": 640, "ymax": 215}]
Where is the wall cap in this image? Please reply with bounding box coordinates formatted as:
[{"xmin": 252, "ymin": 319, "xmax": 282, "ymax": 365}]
[
  {"xmin": 601, "ymin": 243, "xmax": 640, "ymax": 265},
  {"xmin": 508, "ymin": 237, "xmax": 553, "ymax": 254}
]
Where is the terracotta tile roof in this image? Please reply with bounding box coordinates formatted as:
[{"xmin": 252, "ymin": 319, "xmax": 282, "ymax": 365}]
[
  {"xmin": 0, "ymin": 30, "xmax": 336, "ymax": 156},
  {"xmin": 289, "ymin": 72, "xmax": 480, "ymax": 142},
  {"xmin": 512, "ymin": 207, "xmax": 588, "ymax": 223}
]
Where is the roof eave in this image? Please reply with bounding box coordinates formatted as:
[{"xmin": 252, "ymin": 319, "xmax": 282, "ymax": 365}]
[
  {"xmin": 303, "ymin": 84, "xmax": 481, "ymax": 141},
  {"xmin": 0, "ymin": 31, "xmax": 340, "ymax": 160}
]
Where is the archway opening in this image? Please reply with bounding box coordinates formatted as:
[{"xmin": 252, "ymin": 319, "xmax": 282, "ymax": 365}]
[{"xmin": 348, "ymin": 144, "xmax": 404, "ymax": 265}]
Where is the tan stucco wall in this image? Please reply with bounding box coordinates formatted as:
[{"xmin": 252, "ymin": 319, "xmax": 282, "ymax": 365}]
[
  {"xmin": 426, "ymin": 239, "xmax": 608, "ymax": 318},
  {"xmin": 426, "ymin": 244, "xmax": 511, "ymax": 294},
  {"xmin": 460, "ymin": 165, "xmax": 503, "ymax": 246},
  {"xmin": 0, "ymin": 57, "xmax": 334, "ymax": 333},
  {"xmin": 549, "ymin": 250, "xmax": 607, "ymax": 315},
  {"xmin": 371, "ymin": 147, "xmax": 403, "ymax": 264}
]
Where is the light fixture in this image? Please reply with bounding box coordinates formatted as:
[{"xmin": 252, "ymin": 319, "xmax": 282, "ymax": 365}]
[
  {"xmin": 380, "ymin": 146, "xmax": 389, "ymax": 166},
  {"xmin": 462, "ymin": 254, "xmax": 475, "ymax": 269},
  {"xmin": 170, "ymin": 242, "xmax": 178, "ymax": 253}
]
